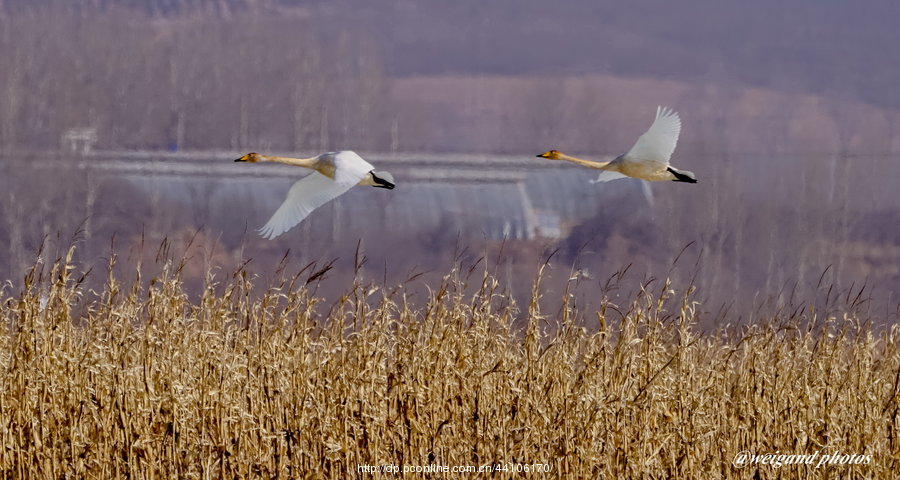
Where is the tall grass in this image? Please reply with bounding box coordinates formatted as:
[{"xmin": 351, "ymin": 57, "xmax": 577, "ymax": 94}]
[{"xmin": 1, "ymin": 245, "xmax": 898, "ymax": 478}]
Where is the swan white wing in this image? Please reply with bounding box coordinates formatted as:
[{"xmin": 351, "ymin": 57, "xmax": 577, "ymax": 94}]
[
  {"xmin": 641, "ymin": 181, "xmax": 654, "ymax": 207},
  {"xmin": 258, "ymin": 172, "xmax": 353, "ymax": 239},
  {"xmin": 590, "ymin": 170, "xmax": 629, "ymax": 183},
  {"xmin": 624, "ymin": 106, "xmax": 681, "ymax": 167},
  {"xmin": 332, "ymin": 151, "xmax": 374, "ymax": 187}
]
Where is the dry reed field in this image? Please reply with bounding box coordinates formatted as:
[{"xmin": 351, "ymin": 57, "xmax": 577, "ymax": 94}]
[{"xmin": 1, "ymin": 246, "xmax": 899, "ymax": 479}]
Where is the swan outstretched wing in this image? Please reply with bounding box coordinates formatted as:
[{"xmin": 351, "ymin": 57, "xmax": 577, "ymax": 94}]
[
  {"xmin": 590, "ymin": 170, "xmax": 629, "ymax": 183},
  {"xmin": 332, "ymin": 151, "xmax": 375, "ymax": 187},
  {"xmin": 624, "ymin": 106, "xmax": 681, "ymax": 167},
  {"xmin": 258, "ymin": 172, "xmax": 354, "ymax": 239},
  {"xmin": 641, "ymin": 181, "xmax": 654, "ymax": 207}
]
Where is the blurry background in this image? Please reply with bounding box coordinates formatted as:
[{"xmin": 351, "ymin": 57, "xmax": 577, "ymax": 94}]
[{"xmin": 1, "ymin": 0, "xmax": 899, "ymax": 321}]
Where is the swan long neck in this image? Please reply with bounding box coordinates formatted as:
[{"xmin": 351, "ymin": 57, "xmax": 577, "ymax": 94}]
[
  {"xmin": 556, "ymin": 152, "xmax": 612, "ymax": 170},
  {"xmin": 259, "ymin": 154, "xmax": 319, "ymax": 168}
]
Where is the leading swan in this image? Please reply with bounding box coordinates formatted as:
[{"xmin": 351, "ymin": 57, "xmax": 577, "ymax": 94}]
[
  {"xmin": 537, "ymin": 106, "xmax": 697, "ymax": 184},
  {"xmin": 235, "ymin": 151, "xmax": 395, "ymax": 239}
]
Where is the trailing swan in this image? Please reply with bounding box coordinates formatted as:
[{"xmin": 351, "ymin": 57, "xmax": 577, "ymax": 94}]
[
  {"xmin": 537, "ymin": 106, "xmax": 697, "ymax": 184},
  {"xmin": 234, "ymin": 151, "xmax": 395, "ymax": 239}
]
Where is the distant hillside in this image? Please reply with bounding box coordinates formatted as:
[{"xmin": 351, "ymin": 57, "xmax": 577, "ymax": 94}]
[
  {"xmin": 389, "ymin": 74, "xmax": 900, "ymax": 156},
  {"xmin": 349, "ymin": 0, "xmax": 900, "ymax": 109}
]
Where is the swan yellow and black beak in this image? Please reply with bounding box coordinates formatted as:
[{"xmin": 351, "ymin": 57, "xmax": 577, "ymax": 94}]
[
  {"xmin": 234, "ymin": 153, "xmax": 258, "ymax": 162},
  {"xmin": 536, "ymin": 152, "xmax": 550, "ymax": 158}
]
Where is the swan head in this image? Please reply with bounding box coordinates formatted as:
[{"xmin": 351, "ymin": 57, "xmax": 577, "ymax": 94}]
[
  {"xmin": 234, "ymin": 152, "xmax": 262, "ymax": 163},
  {"xmin": 370, "ymin": 171, "xmax": 395, "ymax": 189},
  {"xmin": 536, "ymin": 150, "xmax": 563, "ymax": 160}
]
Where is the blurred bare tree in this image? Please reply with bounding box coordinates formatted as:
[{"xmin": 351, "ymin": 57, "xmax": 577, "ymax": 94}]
[{"xmin": 0, "ymin": 8, "xmax": 391, "ymax": 152}]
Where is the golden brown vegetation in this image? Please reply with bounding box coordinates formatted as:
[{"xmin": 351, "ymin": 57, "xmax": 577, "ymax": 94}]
[{"xmin": 1, "ymin": 246, "xmax": 898, "ymax": 478}]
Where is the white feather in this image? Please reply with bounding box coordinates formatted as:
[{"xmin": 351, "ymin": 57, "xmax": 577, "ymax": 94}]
[
  {"xmin": 331, "ymin": 151, "xmax": 374, "ymax": 187},
  {"xmin": 624, "ymin": 106, "xmax": 681, "ymax": 167},
  {"xmin": 590, "ymin": 170, "xmax": 629, "ymax": 183},
  {"xmin": 258, "ymin": 172, "xmax": 355, "ymax": 240},
  {"xmin": 641, "ymin": 181, "xmax": 654, "ymax": 207}
]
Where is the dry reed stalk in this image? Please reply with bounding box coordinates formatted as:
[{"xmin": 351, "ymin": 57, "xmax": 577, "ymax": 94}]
[{"xmin": 0, "ymin": 247, "xmax": 897, "ymax": 478}]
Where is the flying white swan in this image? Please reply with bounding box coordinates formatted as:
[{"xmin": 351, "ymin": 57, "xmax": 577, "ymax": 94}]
[
  {"xmin": 234, "ymin": 151, "xmax": 395, "ymax": 239},
  {"xmin": 537, "ymin": 106, "xmax": 697, "ymax": 184}
]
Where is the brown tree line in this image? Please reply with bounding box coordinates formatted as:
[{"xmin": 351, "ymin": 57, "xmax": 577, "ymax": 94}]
[{"xmin": 0, "ymin": 9, "xmax": 391, "ymax": 152}]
